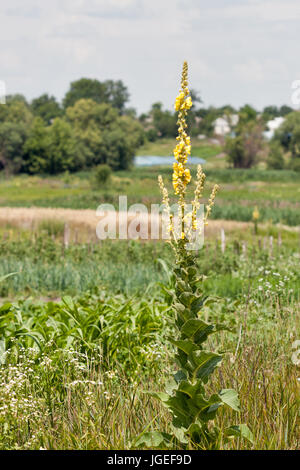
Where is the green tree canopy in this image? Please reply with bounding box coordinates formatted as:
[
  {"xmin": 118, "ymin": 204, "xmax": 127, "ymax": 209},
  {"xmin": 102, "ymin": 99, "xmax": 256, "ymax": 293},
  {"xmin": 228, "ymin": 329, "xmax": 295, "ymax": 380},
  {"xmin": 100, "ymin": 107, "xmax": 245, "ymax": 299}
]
[
  {"xmin": 274, "ymin": 111, "xmax": 300, "ymax": 159},
  {"xmin": 46, "ymin": 118, "xmax": 78, "ymax": 174},
  {"xmin": 0, "ymin": 122, "xmax": 28, "ymax": 173},
  {"xmin": 31, "ymin": 94, "xmax": 62, "ymax": 124},
  {"xmin": 23, "ymin": 117, "xmax": 49, "ymax": 174},
  {"xmin": 0, "ymin": 99, "xmax": 33, "ymax": 126},
  {"xmin": 63, "ymin": 78, "xmax": 129, "ymax": 113},
  {"xmin": 66, "ymin": 98, "xmax": 143, "ymax": 170},
  {"xmin": 225, "ymin": 121, "xmax": 264, "ymax": 168}
]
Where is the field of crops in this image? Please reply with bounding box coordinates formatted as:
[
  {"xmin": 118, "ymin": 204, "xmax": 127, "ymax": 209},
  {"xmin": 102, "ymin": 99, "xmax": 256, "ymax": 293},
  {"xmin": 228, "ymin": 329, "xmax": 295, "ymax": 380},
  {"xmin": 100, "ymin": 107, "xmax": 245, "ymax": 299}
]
[{"xmin": 1, "ymin": 167, "xmax": 300, "ymax": 226}]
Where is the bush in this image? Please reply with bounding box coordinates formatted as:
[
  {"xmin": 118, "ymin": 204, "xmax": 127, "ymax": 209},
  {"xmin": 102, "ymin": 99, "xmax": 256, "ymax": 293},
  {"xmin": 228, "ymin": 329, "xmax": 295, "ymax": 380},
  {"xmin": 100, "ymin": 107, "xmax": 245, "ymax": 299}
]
[
  {"xmin": 268, "ymin": 142, "xmax": 285, "ymax": 170},
  {"xmin": 93, "ymin": 164, "xmax": 112, "ymax": 187}
]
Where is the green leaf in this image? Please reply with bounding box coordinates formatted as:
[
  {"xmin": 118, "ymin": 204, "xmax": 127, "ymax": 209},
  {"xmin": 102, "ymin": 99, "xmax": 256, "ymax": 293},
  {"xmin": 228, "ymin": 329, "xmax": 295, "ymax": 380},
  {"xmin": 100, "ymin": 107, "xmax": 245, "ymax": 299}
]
[
  {"xmin": 181, "ymin": 319, "xmax": 214, "ymax": 344},
  {"xmin": 145, "ymin": 391, "xmax": 169, "ymax": 403},
  {"xmin": 178, "ymin": 380, "xmax": 201, "ymax": 399},
  {"xmin": 135, "ymin": 431, "xmax": 173, "ymax": 448},
  {"xmin": 187, "ymin": 266, "xmax": 198, "ymax": 279},
  {"xmin": 174, "ymin": 369, "xmax": 187, "ymax": 384},
  {"xmin": 225, "ymin": 424, "xmax": 254, "ymax": 444},
  {"xmin": 0, "ymin": 272, "xmax": 18, "ymax": 284},
  {"xmin": 170, "ymin": 426, "xmax": 189, "ymax": 444},
  {"xmin": 190, "ymin": 350, "xmax": 222, "ymax": 382},
  {"xmin": 190, "ymin": 296, "xmax": 207, "ymax": 314},
  {"xmin": 219, "ymin": 389, "xmax": 240, "ymax": 412},
  {"xmin": 169, "ymin": 338, "xmax": 197, "ymax": 356},
  {"xmin": 62, "ymin": 296, "xmax": 75, "ymax": 311},
  {"xmin": 178, "ymin": 292, "xmax": 194, "ymax": 307}
]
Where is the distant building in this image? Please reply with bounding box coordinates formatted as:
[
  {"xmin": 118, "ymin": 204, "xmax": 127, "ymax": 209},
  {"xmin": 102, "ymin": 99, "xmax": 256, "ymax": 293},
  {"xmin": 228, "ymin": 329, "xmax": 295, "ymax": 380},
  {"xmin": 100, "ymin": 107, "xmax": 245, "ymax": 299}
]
[
  {"xmin": 213, "ymin": 114, "xmax": 239, "ymax": 136},
  {"xmin": 263, "ymin": 116, "xmax": 285, "ymax": 140}
]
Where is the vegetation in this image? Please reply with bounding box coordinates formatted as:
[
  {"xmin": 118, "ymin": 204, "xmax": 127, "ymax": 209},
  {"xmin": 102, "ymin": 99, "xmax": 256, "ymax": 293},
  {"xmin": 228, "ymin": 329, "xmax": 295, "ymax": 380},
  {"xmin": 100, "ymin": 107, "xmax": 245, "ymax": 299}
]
[
  {"xmin": 0, "ymin": 65, "xmax": 300, "ymax": 451},
  {"xmin": 0, "ymin": 234, "xmax": 299, "ymax": 449},
  {"xmin": 0, "ymin": 81, "xmax": 144, "ymax": 174}
]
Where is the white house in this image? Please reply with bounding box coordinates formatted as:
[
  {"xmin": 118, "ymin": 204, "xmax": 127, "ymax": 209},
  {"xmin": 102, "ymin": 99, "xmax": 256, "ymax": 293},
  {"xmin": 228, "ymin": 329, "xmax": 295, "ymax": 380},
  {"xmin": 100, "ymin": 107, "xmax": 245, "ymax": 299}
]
[
  {"xmin": 213, "ymin": 114, "xmax": 239, "ymax": 136},
  {"xmin": 263, "ymin": 116, "xmax": 285, "ymax": 140}
]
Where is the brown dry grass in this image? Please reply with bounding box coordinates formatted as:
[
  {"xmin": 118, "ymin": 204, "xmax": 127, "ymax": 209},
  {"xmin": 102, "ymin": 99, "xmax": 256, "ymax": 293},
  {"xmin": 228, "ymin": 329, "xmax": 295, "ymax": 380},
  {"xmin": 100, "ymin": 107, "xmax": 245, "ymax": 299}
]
[{"xmin": 0, "ymin": 206, "xmax": 251, "ymax": 240}]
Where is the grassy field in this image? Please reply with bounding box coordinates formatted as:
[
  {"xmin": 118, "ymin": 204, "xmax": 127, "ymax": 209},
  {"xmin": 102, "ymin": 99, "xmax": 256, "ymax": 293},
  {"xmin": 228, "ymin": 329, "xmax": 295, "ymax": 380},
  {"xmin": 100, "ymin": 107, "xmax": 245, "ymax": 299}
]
[
  {"xmin": 137, "ymin": 137, "xmax": 224, "ymax": 168},
  {"xmin": 1, "ymin": 167, "xmax": 300, "ymax": 226},
  {"xmin": 0, "ymin": 233, "xmax": 299, "ymax": 449}
]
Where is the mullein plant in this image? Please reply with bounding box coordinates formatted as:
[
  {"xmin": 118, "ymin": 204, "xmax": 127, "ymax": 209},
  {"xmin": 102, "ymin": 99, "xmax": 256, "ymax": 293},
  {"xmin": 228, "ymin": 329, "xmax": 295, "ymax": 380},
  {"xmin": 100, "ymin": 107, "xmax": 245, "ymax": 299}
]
[{"xmin": 136, "ymin": 62, "xmax": 253, "ymax": 450}]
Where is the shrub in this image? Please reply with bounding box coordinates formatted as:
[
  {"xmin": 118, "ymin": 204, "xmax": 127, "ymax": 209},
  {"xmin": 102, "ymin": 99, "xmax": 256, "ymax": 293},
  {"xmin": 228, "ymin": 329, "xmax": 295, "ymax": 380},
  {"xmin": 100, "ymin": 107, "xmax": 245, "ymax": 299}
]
[
  {"xmin": 93, "ymin": 164, "xmax": 112, "ymax": 188},
  {"xmin": 268, "ymin": 142, "xmax": 285, "ymax": 170}
]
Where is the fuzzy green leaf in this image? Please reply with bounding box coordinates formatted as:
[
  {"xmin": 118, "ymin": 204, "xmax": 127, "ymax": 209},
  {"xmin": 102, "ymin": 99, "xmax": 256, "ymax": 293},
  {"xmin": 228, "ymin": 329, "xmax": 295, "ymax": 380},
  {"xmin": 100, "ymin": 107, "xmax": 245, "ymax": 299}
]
[
  {"xmin": 169, "ymin": 338, "xmax": 197, "ymax": 356},
  {"xmin": 190, "ymin": 350, "xmax": 223, "ymax": 382},
  {"xmin": 135, "ymin": 431, "xmax": 173, "ymax": 448},
  {"xmin": 182, "ymin": 319, "xmax": 215, "ymax": 343},
  {"xmin": 225, "ymin": 424, "xmax": 254, "ymax": 444},
  {"xmin": 219, "ymin": 389, "xmax": 240, "ymax": 412}
]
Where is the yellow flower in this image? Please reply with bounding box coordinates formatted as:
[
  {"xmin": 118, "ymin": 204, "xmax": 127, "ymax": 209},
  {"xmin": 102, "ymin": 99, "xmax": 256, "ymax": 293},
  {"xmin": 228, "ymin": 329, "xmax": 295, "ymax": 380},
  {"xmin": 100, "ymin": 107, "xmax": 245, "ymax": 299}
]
[
  {"xmin": 174, "ymin": 91, "xmax": 185, "ymax": 111},
  {"xmin": 185, "ymin": 96, "xmax": 192, "ymax": 109},
  {"xmin": 252, "ymin": 206, "xmax": 260, "ymax": 221}
]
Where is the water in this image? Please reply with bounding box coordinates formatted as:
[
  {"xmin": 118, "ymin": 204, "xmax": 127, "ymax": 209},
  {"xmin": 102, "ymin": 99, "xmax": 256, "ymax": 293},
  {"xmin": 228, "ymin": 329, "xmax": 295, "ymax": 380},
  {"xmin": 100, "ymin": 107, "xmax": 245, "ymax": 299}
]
[{"xmin": 134, "ymin": 155, "xmax": 206, "ymax": 167}]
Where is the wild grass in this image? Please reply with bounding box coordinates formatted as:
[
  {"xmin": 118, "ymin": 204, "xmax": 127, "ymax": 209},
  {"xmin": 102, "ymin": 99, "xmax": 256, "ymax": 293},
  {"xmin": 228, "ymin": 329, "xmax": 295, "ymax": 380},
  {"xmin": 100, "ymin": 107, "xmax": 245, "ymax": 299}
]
[
  {"xmin": 0, "ymin": 284, "xmax": 299, "ymax": 449},
  {"xmin": 0, "ymin": 235, "xmax": 299, "ymax": 299},
  {"xmin": 1, "ymin": 169, "xmax": 300, "ymax": 225}
]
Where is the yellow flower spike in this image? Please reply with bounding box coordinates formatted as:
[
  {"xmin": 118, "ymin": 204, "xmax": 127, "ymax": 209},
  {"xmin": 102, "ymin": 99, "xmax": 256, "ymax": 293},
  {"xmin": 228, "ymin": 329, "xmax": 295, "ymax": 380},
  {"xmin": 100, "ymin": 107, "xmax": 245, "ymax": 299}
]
[{"xmin": 160, "ymin": 61, "xmax": 219, "ymax": 243}]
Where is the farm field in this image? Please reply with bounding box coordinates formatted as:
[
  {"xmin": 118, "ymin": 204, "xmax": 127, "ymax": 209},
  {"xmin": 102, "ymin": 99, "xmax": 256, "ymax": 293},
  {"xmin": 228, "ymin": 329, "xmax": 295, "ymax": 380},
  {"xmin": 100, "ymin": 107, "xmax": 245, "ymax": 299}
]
[{"xmin": 1, "ymin": 167, "xmax": 300, "ymax": 226}]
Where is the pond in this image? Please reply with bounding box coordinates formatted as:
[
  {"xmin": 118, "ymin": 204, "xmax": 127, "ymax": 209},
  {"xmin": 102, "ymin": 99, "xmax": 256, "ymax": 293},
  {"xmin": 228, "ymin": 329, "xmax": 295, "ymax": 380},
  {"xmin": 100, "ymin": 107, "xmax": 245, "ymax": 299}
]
[{"xmin": 134, "ymin": 155, "xmax": 206, "ymax": 167}]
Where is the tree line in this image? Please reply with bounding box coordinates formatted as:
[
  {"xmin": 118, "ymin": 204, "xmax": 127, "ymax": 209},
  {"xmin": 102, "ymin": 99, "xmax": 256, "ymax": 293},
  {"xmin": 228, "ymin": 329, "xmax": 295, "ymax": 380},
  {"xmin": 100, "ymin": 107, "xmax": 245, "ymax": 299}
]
[
  {"xmin": 0, "ymin": 77, "xmax": 299, "ymax": 174},
  {"xmin": 0, "ymin": 78, "xmax": 145, "ymax": 174}
]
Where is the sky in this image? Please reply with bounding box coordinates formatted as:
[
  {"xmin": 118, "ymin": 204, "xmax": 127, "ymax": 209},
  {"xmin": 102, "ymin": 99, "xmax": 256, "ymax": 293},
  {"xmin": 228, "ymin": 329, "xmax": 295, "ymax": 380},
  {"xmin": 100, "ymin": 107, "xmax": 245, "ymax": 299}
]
[{"xmin": 1, "ymin": 0, "xmax": 300, "ymax": 113}]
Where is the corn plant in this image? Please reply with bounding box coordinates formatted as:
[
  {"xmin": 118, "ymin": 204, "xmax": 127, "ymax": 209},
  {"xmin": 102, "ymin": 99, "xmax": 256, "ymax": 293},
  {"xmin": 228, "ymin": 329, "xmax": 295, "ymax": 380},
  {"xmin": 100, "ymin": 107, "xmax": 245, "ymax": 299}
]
[{"xmin": 136, "ymin": 62, "xmax": 253, "ymax": 449}]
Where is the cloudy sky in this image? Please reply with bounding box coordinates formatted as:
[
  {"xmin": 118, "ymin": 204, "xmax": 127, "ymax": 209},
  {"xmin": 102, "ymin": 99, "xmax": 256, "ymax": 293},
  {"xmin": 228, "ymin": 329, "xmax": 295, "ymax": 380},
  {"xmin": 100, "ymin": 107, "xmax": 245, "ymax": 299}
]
[{"xmin": 1, "ymin": 0, "xmax": 300, "ymax": 113}]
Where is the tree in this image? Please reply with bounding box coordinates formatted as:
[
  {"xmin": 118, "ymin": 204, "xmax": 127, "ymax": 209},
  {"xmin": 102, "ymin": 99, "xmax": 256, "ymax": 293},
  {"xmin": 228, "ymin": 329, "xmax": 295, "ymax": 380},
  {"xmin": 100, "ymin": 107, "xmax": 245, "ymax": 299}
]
[
  {"xmin": 63, "ymin": 78, "xmax": 130, "ymax": 113},
  {"xmin": 31, "ymin": 94, "xmax": 62, "ymax": 124},
  {"xmin": 262, "ymin": 105, "xmax": 280, "ymax": 121},
  {"xmin": 0, "ymin": 122, "xmax": 27, "ymax": 173},
  {"xmin": 0, "ymin": 100, "xmax": 33, "ymax": 126},
  {"xmin": 238, "ymin": 104, "xmax": 257, "ymax": 125},
  {"xmin": 274, "ymin": 111, "xmax": 300, "ymax": 158},
  {"xmin": 118, "ymin": 115, "xmax": 145, "ymax": 149},
  {"xmin": 279, "ymin": 105, "xmax": 294, "ymax": 116},
  {"xmin": 103, "ymin": 79, "xmax": 130, "ymax": 113},
  {"xmin": 63, "ymin": 78, "xmax": 107, "ymax": 109},
  {"xmin": 150, "ymin": 102, "xmax": 177, "ymax": 138},
  {"xmin": 225, "ymin": 121, "xmax": 264, "ymax": 168},
  {"xmin": 66, "ymin": 99, "xmax": 142, "ymax": 170},
  {"xmin": 46, "ymin": 118, "xmax": 78, "ymax": 174},
  {"xmin": 23, "ymin": 117, "xmax": 49, "ymax": 174},
  {"xmin": 267, "ymin": 141, "xmax": 285, "ymax": 170}
]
